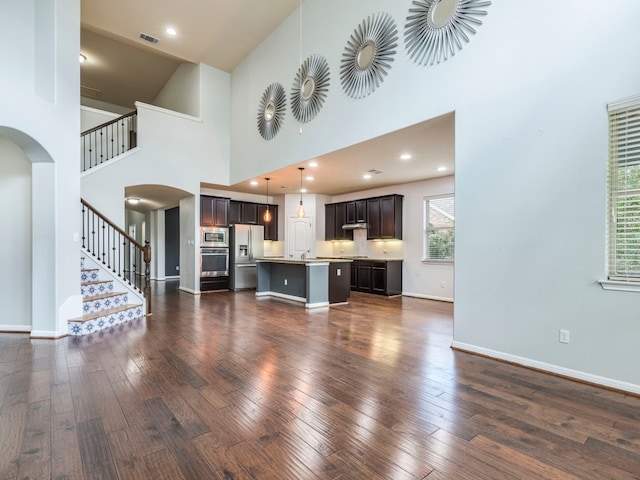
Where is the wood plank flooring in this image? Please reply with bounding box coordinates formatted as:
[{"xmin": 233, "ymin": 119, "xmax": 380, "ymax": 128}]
[{"xmin": 1, "ymin": 281, "xmax": 640, "ymax": 479}]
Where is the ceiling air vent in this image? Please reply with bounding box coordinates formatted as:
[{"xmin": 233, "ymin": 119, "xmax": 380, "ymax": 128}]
[
  {"xmin": 367, "ymin": 169, "xmax": 383, "ymax": 175},
  {"xmin": 139, "ymin": 32, "xmax": 160, "ymax": 44}
]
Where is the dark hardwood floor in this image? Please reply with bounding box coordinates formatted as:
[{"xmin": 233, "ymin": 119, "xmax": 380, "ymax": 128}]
[{"xmin": 1, "ymin": 282, "xmax": 640, "ymax": 479}]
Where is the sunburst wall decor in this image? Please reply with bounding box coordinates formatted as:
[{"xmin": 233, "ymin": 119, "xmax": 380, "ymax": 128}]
[
  {"xmin": 291, "ymin": 54, "xmax": 330, "ymax": 123},
  {"xmin": 340, "ymin": 12, "xmax": 399, "ymax": 99},
  {"xmin": 257, "ymin": 82, "xmax": 287, "ymax": 140},
  {"xmin": 405, "ymin": 0, "xmax": 491, "ymax": 66}
]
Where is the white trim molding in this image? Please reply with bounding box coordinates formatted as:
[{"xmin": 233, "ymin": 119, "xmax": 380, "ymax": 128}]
[
  {"xmin": 402, "ymin": 292, "xmax": 453, "ymax": 303},
  {"xmin": 599, "ymin": 279, "xmax": 640, "ymax": 293},
  {"xmin": 451, "ymin": 341, "xmax": 640, "ymax": 396},
  {"xmin": 0, "ymin": 325, "xmax": 31, "ymax": 333}
]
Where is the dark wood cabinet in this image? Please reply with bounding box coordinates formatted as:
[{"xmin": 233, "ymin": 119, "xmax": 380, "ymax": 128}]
[
  {"xmin": 351, "ymin": 259, "xmax": 402, "ymax": 296},
  {"xmin": 329, "ymin": 262, "xmax": 351, "ymax": 304},
  {"xmin": 346, "ymin": 202, "xmax": 356, "ymax": 224},
  {"xmin": 367, "ymin": 195, "xmax": 403, "ymax": 240},
  {"xmin": 229, "ymin": 200, "xmax": 264, "ymax": 226},
  {"xmin": 335, "ymin": 203, "xmax": 352, "ymax": 240},
  {"xmin": 346, "ymin": 201, "xmax": 365, "ymax": 224},
  {"xmin": 241, "ymin": 202, "xmax": 258, "ymax": 224},
  {"xmin": 356, "ymin": 200, "xmax": 366, "ymax": 223},
  {"xmin": 201, "ymin": 196, "xmax": 229, "ymax": 226},
  {"xmin": 356, "ymin": 260, "xmax": 372, "ymax": 291},
  {"xmin": 325, "ymin": 204, "xmax": 336, "ymax": 241},
  {"xmin": 325, "ymin": 203, "xmax": 353, "ymax": 241},
  {"xmin": 257, "ymin": 204, "xmax": 278, "ymax": 241},
  {"xmin": 228, "ymin": 200, "xmax": 241, "ymax": 225},
  {"xmin": 366, "ymin": 198, "xmax": 381, "ymax": 238}
]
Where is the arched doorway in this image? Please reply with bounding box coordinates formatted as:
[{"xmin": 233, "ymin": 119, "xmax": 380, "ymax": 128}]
[{"xmin": 0, "ymin": 127, "xmax": 59, "ymax": 335}]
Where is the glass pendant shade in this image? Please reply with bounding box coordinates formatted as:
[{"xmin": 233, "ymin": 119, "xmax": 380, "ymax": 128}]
[
  {"xmin": 297, "ymin": 167, "xmax": 305, "ymax": 217},
  {"xmin": 263, "ymin": 177, "xmax": 272, "ymax": 222}
]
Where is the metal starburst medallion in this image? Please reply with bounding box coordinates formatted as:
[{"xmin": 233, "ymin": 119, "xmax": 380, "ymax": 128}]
[
  {"xmin": 340, "ymin": 12, "xmax": 399, "ymax": 99},
  {"xmin": 257, "ymin": 82, "xmax": 287, "ymax": 140},
  {"xmin": 405, "ymin": 0, "xmax": 491, "ymax": 66},
  {"xmin": 291, "ymin": 54, "xmax": 330, "ymax": 123}
]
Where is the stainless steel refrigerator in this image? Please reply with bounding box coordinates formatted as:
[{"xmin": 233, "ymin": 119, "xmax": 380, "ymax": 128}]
[{"xmin": 229, "ymin": 224, "xmax": 264, "ymax": 290}]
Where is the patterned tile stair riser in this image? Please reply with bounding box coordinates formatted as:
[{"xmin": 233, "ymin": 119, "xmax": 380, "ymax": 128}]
[{"xmin": 69, "ymin": 264, "xmax": 144, "ymax": 336}]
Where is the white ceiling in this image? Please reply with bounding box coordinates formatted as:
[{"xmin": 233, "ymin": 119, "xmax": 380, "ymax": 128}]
[{"xmin": 81, "ymin": 0, "xmax": 455, "ymax": 211}]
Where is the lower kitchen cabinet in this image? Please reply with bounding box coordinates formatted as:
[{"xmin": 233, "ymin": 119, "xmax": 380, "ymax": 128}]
[
  {"xmin": 200, "ymin": 276, "xmax": 229, "ymax": 292},
  {"xmin": 351, "ymin": 259, "xmax": 402, "ymax": 296}
]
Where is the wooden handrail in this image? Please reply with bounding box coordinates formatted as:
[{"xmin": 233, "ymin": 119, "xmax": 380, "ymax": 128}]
[
  {"xmin": 81, "ymin": 198, "xmax": 152, "ymax": 315},
  {"xmin": 81, "ymin": 198, "xmax": 142, "ymax": 249},
  {"xmin": 81, "ymin": 110, "xmax": 137, "ymax": 136}
]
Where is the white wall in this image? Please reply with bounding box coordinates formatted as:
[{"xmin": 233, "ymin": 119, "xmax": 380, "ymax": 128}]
[
  {"xmin": 0, "ymin": 0, "xmax": 81, "ymax": 337},
  {"xmin": 154, "ymin": 63, "xmax": 201, "ymax": 117},
  {"xmin": 81, "ymin": 106, "xmax": 120, "ymax": 132},
  {"xmin": 0, "ymin": 137, "xmax": 32, "ymax": 331},
  {"xmin": 230, "ymin": 0, "xmax": 640, "ymax": 391},
  {"xmin": 179, "ymin": 196, "xmax": 198, "ymax": 293},
  {"xmin": 81, "ymin": 64, "xmax": 231, "ymax": 229}
]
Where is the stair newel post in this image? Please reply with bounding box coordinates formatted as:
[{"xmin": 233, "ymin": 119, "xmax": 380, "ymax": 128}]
[
  {"xmin": 101, "ymin": 219, "xmax": 106, "ymax": 264},
  {"xmin": 81, "ymin": 203, "xmax": 86, "ymax": 249},
  {"xmin": 144, "ymin": 240, "xmax": 151, "ymax": 315}
]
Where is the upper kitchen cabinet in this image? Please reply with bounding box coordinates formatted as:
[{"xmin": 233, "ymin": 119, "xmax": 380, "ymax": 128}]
[
  {"xmin": 229, "ymin": 200, "xmax": 258, "ymax": 225},
  {"xmin": 346, "ymin": 200, "xmax": 366, "ymax": 224},
  {"xmin": 325, "ymin": 203, "xmax": 353, "ymax": 241},
  {"xmin": 367, "ymin": 194, "xmax": 403, "ymax": 240},
  {"xmin": 257, "ymin": 204, "xmax": 278, "ymax": 241},
  {"xmin": 201, "ymin": 196, "xmax": 229, "ymax": 226}
]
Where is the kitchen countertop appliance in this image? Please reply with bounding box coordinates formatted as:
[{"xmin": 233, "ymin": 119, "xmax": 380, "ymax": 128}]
[{"xmin": 229, "ymin": 224, "xmax": 264, "ymax": 290}]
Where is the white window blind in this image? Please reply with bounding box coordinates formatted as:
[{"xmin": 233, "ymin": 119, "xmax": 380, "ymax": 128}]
[
  {"xmin": 424, "ymin": 195, "xmax": 454, "ymax": 262},
  {"xmin": 608, "ymin": 95, "xmax": 640, "ymax": 282}
]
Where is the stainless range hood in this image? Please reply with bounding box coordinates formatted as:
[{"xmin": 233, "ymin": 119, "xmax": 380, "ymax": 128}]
[{"xmin": 342, "ymin": 223, "xmax": 368, "ymax": 230}]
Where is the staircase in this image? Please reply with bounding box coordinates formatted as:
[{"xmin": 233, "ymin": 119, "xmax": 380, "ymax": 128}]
[{"xmin": 68, "ymin": 257, "xmax": 144, "ymax": 336}]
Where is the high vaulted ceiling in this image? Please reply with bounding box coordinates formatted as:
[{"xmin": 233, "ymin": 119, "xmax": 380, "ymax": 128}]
[
  {"xmin": 81, "ymin": 0, "xmax": 455, "ymax": 211},
  {"xmin": 81, "ymin": 0, "xmax": 302, "ymax": 107}
]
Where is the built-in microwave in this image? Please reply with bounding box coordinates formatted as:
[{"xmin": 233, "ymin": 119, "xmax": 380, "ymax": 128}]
[{"xmin": 200, "ymin": 227, "xmax": 228, "ymax": 248}]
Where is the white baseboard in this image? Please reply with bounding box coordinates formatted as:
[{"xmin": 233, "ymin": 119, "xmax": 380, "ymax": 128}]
[
  {"xmin": 30, "ymin": 330, "xmax": 67, "ymax": 339},
  {"xmin": 256, "ymin": 291, "xmax": 305, "ymax": 303},
  {"xmin": 402, "ymin": 292, "xmax": 453, "ymax": 303},
  {"xmin": 178, "ymin": 286, "xmax": 200, "ymax": 295},
  {"xmin": 0, "ymin": 325, "xmax": 31, "ymax": 333},
  {"xmin": 451, "ymin": 341, "xmax": 640, "ymax": 395}
]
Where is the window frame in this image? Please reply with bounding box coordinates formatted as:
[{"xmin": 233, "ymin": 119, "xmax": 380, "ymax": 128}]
[
  {"xmin": 601, "ymin": 94, "xmax": 640, "ymax": 292},
  {"xmin": 423, "ymin": 194, "xmax": 455, "ymax": 264}
]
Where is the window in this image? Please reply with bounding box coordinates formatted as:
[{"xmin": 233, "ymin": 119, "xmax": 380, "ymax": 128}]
[
  {"xmin": 424, "ymin": 195, "xmax": 454, "ymax": 262},
  {"xmin": 607, "ymin": 95, "xmax": 640, "ymax": 283}
]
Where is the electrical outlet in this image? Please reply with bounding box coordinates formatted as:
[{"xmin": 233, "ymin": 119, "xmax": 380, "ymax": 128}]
[
  {"xmin": 284, "ymin": 279, "xmax": 288, "ymax": 286},
  {"xmin": 337, "ymin": 268, "xmax": 341, "ymax": 276},
  {"xmin": 559, "ymin": 329, "xmax": 570, "ymax": 344},
  {"xmin": 176, "ymin": 266, "xmax": 179, "ymax": 271},
  {"xmin": 440, "ymin": 281, "xmax": 445, "ymax": 288}
]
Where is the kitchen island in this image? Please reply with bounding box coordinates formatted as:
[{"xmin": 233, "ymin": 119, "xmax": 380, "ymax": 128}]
[{"xmin": 256, "ymin": 258, "xmax": 352, "ymax": 308}]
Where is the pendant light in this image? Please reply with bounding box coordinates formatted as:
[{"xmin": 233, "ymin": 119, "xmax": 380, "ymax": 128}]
[
  {"xmin": 297, "ymin": 167, "xmax": 305, "ymax": 218},
  {"xmin": 263, "ymin": 177, "xmax": 272, "ymax": 222}
]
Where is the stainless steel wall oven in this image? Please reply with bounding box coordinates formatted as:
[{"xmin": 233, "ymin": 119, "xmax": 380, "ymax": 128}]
[{"xmin": 200, "ymin": 247, "xmax": 229, "ymax": 277}]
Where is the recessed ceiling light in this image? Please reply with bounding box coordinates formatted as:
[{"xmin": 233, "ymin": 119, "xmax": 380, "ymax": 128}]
[
  {"xmin": 79, "ymin": 54, "xmax": 86, "ymax": 63},
  {"xmin": 363, "ymin": 173, "xmax": 372, "ymax": 179},
  {"xmin": 127, "ymin": 198, "xmax": 140, "ymax": 205},
  {"xmin": 437, "ymin": 166, "xmax": 448, "ymax": 172},
  {"xmin": 305, "ymin": 175, "xmax": 314, "ymax": 181},
  {"xmin": 166, "ymin": 27, "xmax": 177, "ymax": 36},
  {"xmin": 400, "ymin": 153, "xmax": 412, "ymax": 160},
  {"xmin": 300, "ymin": 188, "xmax": 308, "ymax": 193},
  {"xmin": 308, "ymin": 161, "xmax": 318, "ymax": 167},
  {"xmin": 250, "ymin": 180, "xmax": 258, "ymax": 186}
]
